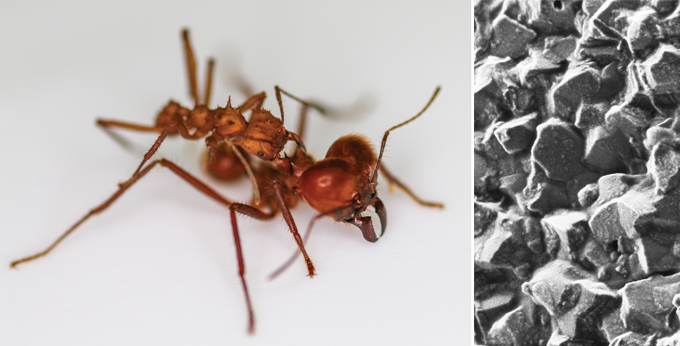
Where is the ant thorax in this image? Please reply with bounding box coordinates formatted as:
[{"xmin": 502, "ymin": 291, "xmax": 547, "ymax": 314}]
[
  {"xmin": 233, "ymin": 109, "xmax": 287, "ymax": 161},
  {"xmin": 212, "ymin": 102, "xmax": 247, "ymax": 138}
]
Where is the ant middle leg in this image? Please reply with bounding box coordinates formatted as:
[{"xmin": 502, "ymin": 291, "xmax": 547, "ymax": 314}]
[{"xmin": 10, "ymin": 158, "xmax": 235, "ymax": 268}]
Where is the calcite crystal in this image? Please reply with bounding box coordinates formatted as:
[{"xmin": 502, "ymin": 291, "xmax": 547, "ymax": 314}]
[{"xmin": 474, "ymin": 0, "xmax": 680, "ymax": 344}]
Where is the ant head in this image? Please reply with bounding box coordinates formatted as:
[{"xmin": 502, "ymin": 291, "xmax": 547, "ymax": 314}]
[
  {"xmin": 299, "ymin": 86, "xmax": 441, "ymax": 243},
  {"xmin": 155, "ymin": 100, "xmax": 184, "ymax": 132},
  {"xmin": 296, "ymin": 135, "xmax": 386, "ymax": 242},
  {"xmin": 204, "ymin": 141, "xmax": 249, "ymax": 182},
  {"xmin": 213, "ymin": 97, "xmax": 247, "ymax": 137}
]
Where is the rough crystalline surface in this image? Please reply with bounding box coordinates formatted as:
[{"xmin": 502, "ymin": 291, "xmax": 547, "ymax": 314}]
[{"xmin": 474, "ymin": 1, "xmax": 680, "ymax": 345}]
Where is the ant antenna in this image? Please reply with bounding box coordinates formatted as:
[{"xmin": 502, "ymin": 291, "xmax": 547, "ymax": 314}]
[{"xmin": 370, "ymin": 86, "xmax": 441, "ymax": 184}]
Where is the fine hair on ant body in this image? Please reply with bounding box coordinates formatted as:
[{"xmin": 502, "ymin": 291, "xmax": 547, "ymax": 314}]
[{"xmin": 10, "ymin": 28, "xmax": 444, "ymax": 334}]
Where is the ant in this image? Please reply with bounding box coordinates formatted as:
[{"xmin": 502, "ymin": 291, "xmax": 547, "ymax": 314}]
[
  {"xmin": 12, "ymin": 28, "xmax": 323, "ymax": 268},
  {"xmin": 97, "ymin": 29, "xmax": 322, "ymax": 199},
  {"xmin": 10, "ymin": 28, "xmax": 444, "ymax": 334}
]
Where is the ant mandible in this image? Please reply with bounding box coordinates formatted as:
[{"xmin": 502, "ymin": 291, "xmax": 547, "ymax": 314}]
[{"xmin": 10, "ymin": 28, "xmax": 444, "ymax": 334}]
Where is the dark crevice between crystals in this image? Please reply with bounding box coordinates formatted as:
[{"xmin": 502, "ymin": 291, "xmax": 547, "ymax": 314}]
[{"xmin": 475, "ymin": 0, "xmax": 680, "ymax": 344}]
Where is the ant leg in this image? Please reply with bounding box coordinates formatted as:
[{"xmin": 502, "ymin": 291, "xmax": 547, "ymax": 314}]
[
  {"xmin": 274, "ymin": 86, "xmax": 326, "ymax": 127},
  {"xmin": 97, "ymin": 119, "xmax": 167, "ymax": 133},
  {"xmin": 379, "ymin": 165, "xmax": 444, "ymax": 208},
  {"xmin": 181, "ymin": 29, "xmax": 199, "ymax": 107},
  {"xmin": 271, "ymin": 182, "xmax": 316, "ymax": 277},
  {"xmin": 228, "ymin": 203, "xmax": 276, "ymax": 334},
  {"xmin": 237, "ymin": 92, "xmax": 267, "ymax": 111},
  {"xmin": 127, "ymin": 126, "xmax": 174, "ymax": 180},
  {"xmin": 224, "ymin": 138, "xmax": 260, "ymax": 205},
  {"xmin": 10, "ymin": 158, "xmax": 235, "ymax": 268},
  {"xmin": 203, "ymin": 58, "xmax": 215, "ymax": 106},
  {"xmin": 296, "ymin": 104, "xmax": 310, "ymax": 140},
  {"xmin": 268, "ymin": 213, "xmax": 324, "ymax": 280},
  {"xmin": 96, "ymin": 119, "xmax": 169, "ymax": 156}
]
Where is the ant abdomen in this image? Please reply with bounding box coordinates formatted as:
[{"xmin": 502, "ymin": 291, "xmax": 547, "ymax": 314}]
[{"xmin": 204, "ymin": 142, "xmax": 249, "ymax": 182}]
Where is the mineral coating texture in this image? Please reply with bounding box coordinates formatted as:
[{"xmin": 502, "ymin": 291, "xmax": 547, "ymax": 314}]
[{"xmin": 475, "ymin": 0, "xmax": 680, "ymax": 345}]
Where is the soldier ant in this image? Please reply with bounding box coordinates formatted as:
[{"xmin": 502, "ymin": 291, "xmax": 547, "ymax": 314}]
[{"xmin": 10, "ymin": 28, "xmax": 444, "ymax": 334}]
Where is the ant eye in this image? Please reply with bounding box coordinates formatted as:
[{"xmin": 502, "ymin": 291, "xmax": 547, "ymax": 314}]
[{"xmin": 257, "ymin": 151, "xmax": 264, "ymax": 157}]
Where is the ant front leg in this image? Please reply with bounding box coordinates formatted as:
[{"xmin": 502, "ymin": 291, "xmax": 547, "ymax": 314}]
[
  {"xmin": 271, "ymin": 181, "xmax": 316, "ymax": 277},
  {"xmin": 268, "ymin": 213, "xmax": 324, "ymax": 280},
  {"xmin": 10, "ymin": 158, "xmax": 234, "ymax": 268}
]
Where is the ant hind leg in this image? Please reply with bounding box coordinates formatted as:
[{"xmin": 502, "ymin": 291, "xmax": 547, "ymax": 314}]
[
  {"xmin": 10, "ymin": 158, "xmax": 235, "ymax": 268},
  {"xmin": 228, "ymin": 203, "xmax": 277, "ymax": 334}
]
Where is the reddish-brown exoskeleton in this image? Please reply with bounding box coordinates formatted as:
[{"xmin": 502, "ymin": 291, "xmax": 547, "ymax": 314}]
[
  {"xmin": 201, "ymin": 86, "xmax": 443, "ymax": 331},
  {"xmin": 10, "ymin": 28, "xmax": 443, "ymax": 334}
]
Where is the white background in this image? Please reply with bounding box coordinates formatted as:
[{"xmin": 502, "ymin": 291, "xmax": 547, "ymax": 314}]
[{"xmin": 0, "ymin": 1, "xmax": 470, "ymax": 345}]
